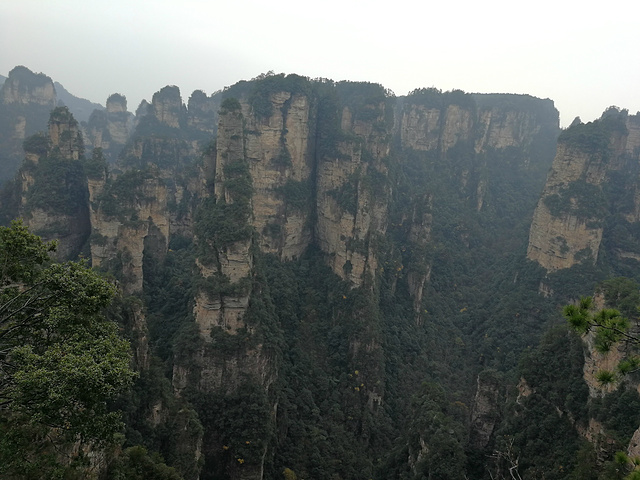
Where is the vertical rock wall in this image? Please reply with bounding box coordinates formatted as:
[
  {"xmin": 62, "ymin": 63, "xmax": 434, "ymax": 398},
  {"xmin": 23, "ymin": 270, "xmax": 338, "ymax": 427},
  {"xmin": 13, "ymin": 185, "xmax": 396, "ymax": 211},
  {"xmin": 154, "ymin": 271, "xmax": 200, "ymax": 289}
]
[
  {"xmin": 245, "ymin": 92, "xmax": 314, "ymax": 260},
  {"xmin": 316, "ymin": 101, "xmax": 390, "ymax": 287},
  {"xmin": 194, "ymin": 104, "xmax": 253, "ymax": 343},
  {"xmin": 85, "ymin": 93, "xmax": 131, "ymax": 160},
  {"xmin": 527, "ymin": 111, "xmax": 640, "ymax": 272},
  {"xmin": 19, "ymin": 107, "xmax": 90, "ymax": 259},
  {"xmin": 5, "ymin": 75, "xmax": 564, "ymax": 480}
]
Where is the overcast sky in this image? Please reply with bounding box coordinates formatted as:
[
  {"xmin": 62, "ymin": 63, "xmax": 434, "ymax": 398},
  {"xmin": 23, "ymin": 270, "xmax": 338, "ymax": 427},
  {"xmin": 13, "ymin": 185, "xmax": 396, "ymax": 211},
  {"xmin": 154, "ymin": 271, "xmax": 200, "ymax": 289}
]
[{"xmin": 1, "ymin": 0, "xmax": 638, "ymax": 127}]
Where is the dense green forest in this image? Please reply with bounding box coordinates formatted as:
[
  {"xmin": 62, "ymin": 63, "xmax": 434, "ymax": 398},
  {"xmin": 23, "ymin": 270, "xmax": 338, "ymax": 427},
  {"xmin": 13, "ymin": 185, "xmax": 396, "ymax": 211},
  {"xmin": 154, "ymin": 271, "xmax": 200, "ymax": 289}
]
[{"xmin": 2, "ymin": 67, "xmax": 640, "ymax": 479}]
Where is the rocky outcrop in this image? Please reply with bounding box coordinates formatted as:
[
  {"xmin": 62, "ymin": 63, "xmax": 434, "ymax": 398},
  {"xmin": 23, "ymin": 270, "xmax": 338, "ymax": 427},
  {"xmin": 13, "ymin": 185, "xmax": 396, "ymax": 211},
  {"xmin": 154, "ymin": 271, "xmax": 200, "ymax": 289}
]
[
  {"xmin": 527, "ymin": 201, "xmax": 603, "ymax": 271},
  {"xmin": 86, "ymin": 88, "xmax": 210, "ymax": 294},
  {"xmin": 193, "ymin": 104, "xmax": 252, "ymax": 342},
  {"xmin": 400, "ymin": 93, "xmax": 556, "ymax": 156},
  {"xmin": 474, "ymin": 94, "xmax": 558, "ymax": 154},
  {"xmin": 4, "ymin": 73, "xmax": 568, "ymax": 480},
  {"xmin": 399, "ymin": 101, "xmax": 474, "ymax": 153},
  {"xmin": 105, "ymin": 94, "xmax": 131, "ymax": 146},
  {"xmin": 0, "ymin": 66, "xmax": 58, "ymax": 182},
  {"xmin": 187, "ymin": 89, "xmax": 219, "ymax": 137},
  {"xmin": 398, "ymin": 92, "xmax": 559, "ymax": 312},
  {"xmin": 245, "ymin": 92, "xmax": 314, "ymax": 260},
  {"xmin": 527, "ymin": 110, "xmax": 640, "ymax": 272},
  {"xmin": 1, "ymin": 66, "xmax": 56, "ymax": 107},
  {"xmin": 628, "ymin": 427, "xmax": 640, "ymax": 458},
  {"xmin": 48, "ymin": 106, "xmax": 83, "ymax": 160},
  {"xmin": 527, "ymin": 142, "xmax": 609, "ymax": 270},
  {"xmin": 316, "ymin": 100, "xmax": 390, "ymax": 287},
  {"xmin": 19, "ymin": 107, "xmax": 90, "ymax": 259},
  {"xmin": 152, "ymin": 85, "xmax": 185, "ymax": 129},
  {"xmin": 400, "ymin": 104, "xmax": 442, "ymax": 151},
  {"xmin": 89, "ymin": 171, "xmax": 169, "ymax": 295},
  {"xmin": 85, "ymin": 93, "xmax": 131, "ymax": 160},
  {"xmin": 469, "ymin": 371, "xmax": 503, "ymax": 449}
]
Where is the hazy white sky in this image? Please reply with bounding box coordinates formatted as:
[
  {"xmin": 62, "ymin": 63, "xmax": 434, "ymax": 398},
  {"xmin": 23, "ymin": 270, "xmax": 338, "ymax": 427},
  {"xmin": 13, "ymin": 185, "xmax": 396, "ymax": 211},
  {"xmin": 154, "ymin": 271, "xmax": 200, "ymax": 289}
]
[{"xmin": 1, "ymin": 0, "xmax": 638, "ymax": 127}]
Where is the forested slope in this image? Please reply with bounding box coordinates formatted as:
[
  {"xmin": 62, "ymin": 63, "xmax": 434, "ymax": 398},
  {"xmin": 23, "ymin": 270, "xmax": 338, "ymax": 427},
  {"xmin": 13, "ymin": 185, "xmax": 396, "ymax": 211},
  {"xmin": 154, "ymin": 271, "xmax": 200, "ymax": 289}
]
[{"xmin": 3, "ymin": 66, "xmax": 640, "ymax": 479}]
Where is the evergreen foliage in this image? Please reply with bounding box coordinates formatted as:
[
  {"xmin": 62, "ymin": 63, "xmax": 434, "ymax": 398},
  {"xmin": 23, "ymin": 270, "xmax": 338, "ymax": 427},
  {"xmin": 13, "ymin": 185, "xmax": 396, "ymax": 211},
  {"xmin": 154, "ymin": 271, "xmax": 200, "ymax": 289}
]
[
  {"xmin": 544, "ymin": 181, "xmax": 607, "ymax": 219},
  {"xmin": 22, "ymin": 132, "xmax": 49, "ymax": 155},
  {"xmin": 275, "ymin": 179, "xmax": 312, "ymax": 212},
  {"xmin": 559, "ymin": 107, "xmax": 628, "ymax": 155},
  {"xmin": 83, "ymin": 146, "xmax": 109, "ymax": 179},
  {"xmin": 107, "ymin": 445, "xmax": 183, "ymax": 480},
  {"xmin": 493, "ymin": 326, "xmax": 590, "ymax": 479},
  {"xmin": 406, "ymin": 87, "xmax": 475, "ymax": 110},
  {"xmin": 16, "ymin": 74, "xmax": 640, "ymax": 480},
  {"xmin": 24, "ymin": 151, "xmax": 88, "ymax": 216},
  {"xmin": 96, "ymin": 168, "xmax": 152, "ymax": 220},
  {"xmin": 0, "ymin": 221, "xmax": 135, "ymax": 477}
]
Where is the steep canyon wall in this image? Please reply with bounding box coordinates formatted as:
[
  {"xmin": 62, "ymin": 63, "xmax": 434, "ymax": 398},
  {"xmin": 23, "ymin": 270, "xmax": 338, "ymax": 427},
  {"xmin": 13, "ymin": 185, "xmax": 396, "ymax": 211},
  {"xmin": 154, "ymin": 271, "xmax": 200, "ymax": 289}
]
[{"xmin": 5, "ymin": 73, "xmax": 562, "ymax": 480}]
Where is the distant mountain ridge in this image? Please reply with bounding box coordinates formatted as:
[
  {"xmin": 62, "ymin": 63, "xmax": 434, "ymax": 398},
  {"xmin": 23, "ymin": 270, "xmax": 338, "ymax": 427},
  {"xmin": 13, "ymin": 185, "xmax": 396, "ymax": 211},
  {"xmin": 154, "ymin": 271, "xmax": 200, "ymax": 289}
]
[
  {"xmin": 0, "ymin": 66, "xmax": 104, "ymax": 183},
  {"xmin": 54, "ymin": 80, "xmax": 104, "ymax": 123}
]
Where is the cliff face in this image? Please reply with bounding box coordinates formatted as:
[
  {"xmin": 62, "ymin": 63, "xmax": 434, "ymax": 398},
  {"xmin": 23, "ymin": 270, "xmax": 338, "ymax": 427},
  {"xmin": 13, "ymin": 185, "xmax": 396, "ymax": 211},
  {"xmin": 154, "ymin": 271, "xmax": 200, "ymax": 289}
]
[
  {"xmin": 89, "ymin": 171, "xmax": 171, "ymax": 295},
  {"xmin": 88, "ymin": 89, "xmax": 207, "ymax": 296},
  {"xmin": 395, "ymin": 92, "xmax": 559, "ymax": 316},
  {"xmin": 152, "ymin": 85, "xmax": 185, "ymax": 129},
  {"xmin": 187, "ymin": 89, "xmax": 219, "ymax": 138},
  {"xmin": 527, "ymin": 109, "xmax": 640, "ymax": 272},
  {"xmin": 469, "ymin": 371, "xmax": 503, "ymax": 450},
  {"xmin": 85, "ymin": 93, "xmax": 131, "ymax": 161},
  {"xmin": 400, "ymin": 93, "xmax": 554, "ymax": 156},
  {"xmin": 194, "ymin": 104, "xmax": 253, "ymax": 346},
  {"xmin": 315, "ymin": 103, "xmax": 390, "ymax": 287},
  {"xmin": 179, "ymin": 81, "xmax": 559, "ymax": 479},
  {"xmin": 1, "ymin": 66, "xmax": 56, "ymax": 106},
  {"xmin": 19, "ymin": 107, "xmax": 90, "ymax": 259},
  {"xmin": 245, "ymin": 92, "xmax": 313, "ymax": 260},
  {"xmin": 0, "ymin": 66, "xmax": 58, "ymax": 182},
  {"xmin": 3, "ymin": 72, "xmax": 564, "ymax": 480}
]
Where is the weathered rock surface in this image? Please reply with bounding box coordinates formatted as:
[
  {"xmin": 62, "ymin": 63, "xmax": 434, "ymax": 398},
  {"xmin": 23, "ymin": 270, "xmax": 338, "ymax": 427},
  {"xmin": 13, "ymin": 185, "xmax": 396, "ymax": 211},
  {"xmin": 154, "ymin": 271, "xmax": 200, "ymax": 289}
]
[
  {"xmin": 4, "ymin": 74, "xmax": 567, "ymax": 480},
  {"xmin": 152, "ymin": 85, "xmax": 185, "ymax": 129},
  {"xmin": 85, "ymin": 93, "xmax": 130, "ymax": 160},
  {"xmin": 527, "ymin": 111, "xmax": 640, "ymax": 271},
  {"xmin": 19, "ymin": 107, "xmax": 89, "ymax": 259},
  {"xmin": 527, "ymin": 200, "xmax": 603, "ymax": 271},
  {"xmin": 1, "ymin": 66, "xmax": 56, "ymax": 107},
  {"xmin": 187, "ymin": 89, "xmax": 219, "ymax": 137},
  {"xmin": 469, "ymin": 371, "xmax": 503, "ymax": 449},
  {"xmin": 0, "ymin": 66, "xmax": 58, "ymax": 181}
]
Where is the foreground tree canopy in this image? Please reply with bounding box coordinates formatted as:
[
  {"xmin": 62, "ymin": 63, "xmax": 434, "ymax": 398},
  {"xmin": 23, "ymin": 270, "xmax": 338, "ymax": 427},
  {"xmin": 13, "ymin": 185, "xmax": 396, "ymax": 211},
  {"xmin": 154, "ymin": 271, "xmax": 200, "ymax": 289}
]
[
  {"xmin": 0, "ymin": 220, "xmax": 135, "ymax": 477},
  {"xmin": 564, "ymin": 278, "xmax": 640, "ymax": 480},
  {"xmin": 564, "ymin": 277, "xmax": 640, "ymax": 384}
]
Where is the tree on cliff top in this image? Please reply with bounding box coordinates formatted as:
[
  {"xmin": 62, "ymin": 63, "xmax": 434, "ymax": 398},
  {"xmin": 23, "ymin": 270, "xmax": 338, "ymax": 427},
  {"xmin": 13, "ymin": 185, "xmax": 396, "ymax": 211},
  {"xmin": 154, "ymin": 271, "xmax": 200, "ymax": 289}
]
[{"xmin": 0, "ymin": 220, "xmax": 135, "ymax": 477}]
